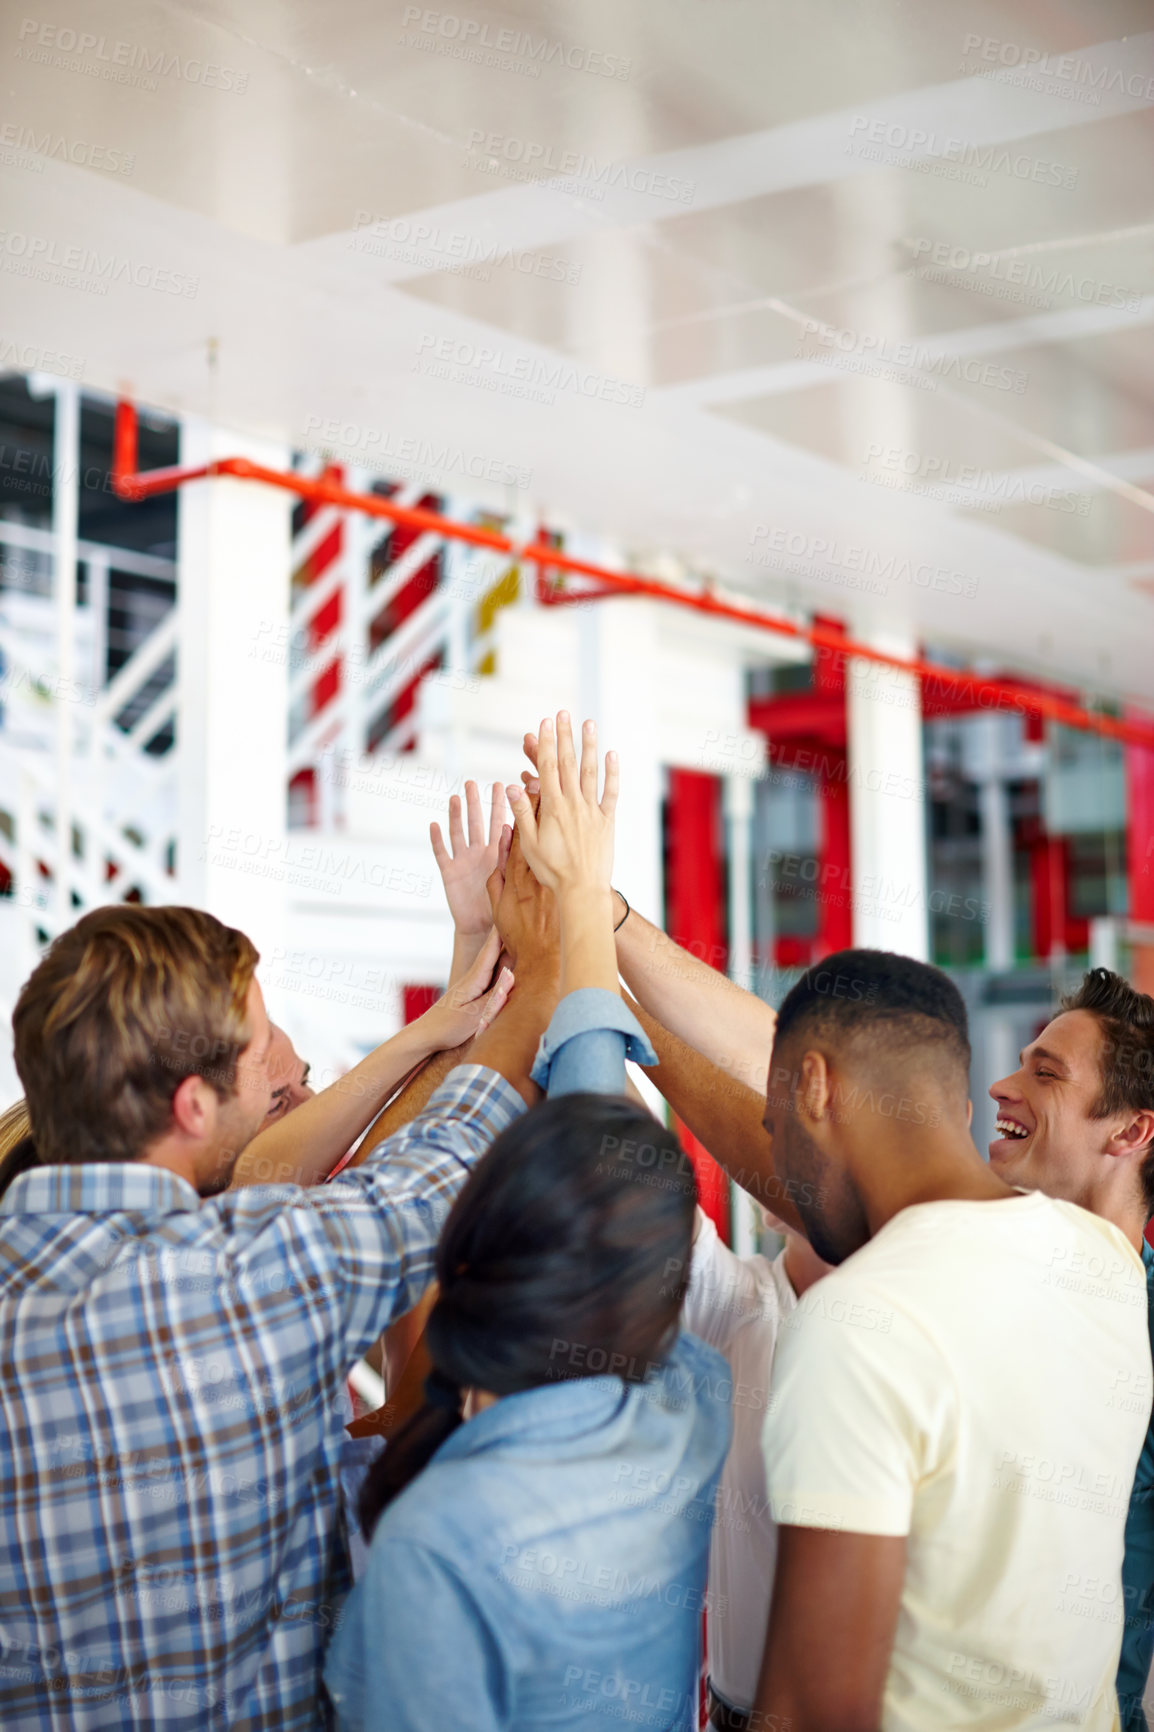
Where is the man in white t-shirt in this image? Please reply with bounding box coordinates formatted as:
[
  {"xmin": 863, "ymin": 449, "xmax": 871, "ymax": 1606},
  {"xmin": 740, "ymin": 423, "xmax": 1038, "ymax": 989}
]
[
  {"xmin": 680, "ymin": 1208, "xmax": 829, "ymax": 1728},
  {"xmin": 752, "ymin": 948, "xmax": 1150, "ymax": 1732}
]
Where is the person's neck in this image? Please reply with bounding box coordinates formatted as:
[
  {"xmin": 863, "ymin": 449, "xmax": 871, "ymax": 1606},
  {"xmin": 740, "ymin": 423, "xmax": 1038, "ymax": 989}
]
[
  {"xmin": 848, "ymin": 1121, "xmax": 1014, "ymax": 1238},
  {"xmin": 782, "ymin": 1235, "xmax": 829, "ymax": 1298},
  {"xmin": 136, "ymin": 1140, "xmax": 203, "ymax": 1196},
  {"xmin": 1063, "ymin": 1169, "xmax": 1147, "ymax": 1254}
]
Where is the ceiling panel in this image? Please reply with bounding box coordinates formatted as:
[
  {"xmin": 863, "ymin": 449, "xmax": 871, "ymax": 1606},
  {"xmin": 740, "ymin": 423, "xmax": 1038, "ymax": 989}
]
[{"xmin": 2, "ymin": 0, "xmax": 1152, "ymax": 700}]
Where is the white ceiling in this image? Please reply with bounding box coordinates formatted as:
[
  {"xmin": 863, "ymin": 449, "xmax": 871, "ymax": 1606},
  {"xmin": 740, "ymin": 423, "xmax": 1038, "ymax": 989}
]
[{"xmin": 2, "ymin": 0, "xmax": 1153, "ymax": 697}]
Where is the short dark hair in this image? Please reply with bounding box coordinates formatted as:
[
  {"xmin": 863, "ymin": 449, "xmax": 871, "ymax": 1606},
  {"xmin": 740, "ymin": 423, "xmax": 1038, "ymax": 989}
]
[
  {"xmin": 358, "ymin": 1094, "xmax": 696, "ymax": 1537},
  {"xmin": 1061, "ymin": 968, "xmax": 1154, "ymax": 1213},
  {"xmin": 775, "ymin": 949, "xmax": 971, "ymax": 1075}
]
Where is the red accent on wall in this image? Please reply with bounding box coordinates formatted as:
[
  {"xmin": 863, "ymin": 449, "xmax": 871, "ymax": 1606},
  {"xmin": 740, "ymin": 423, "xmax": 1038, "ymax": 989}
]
[
  {"xmin": 1127, "ymin": 718, "xmax": 1154, "ymax": 926},
  {"xmin": 1026, "ymin": 833, "xmax": 1088, "ymax": 959},
  {"xmin": 402, "ymin": 985, "xmax": 440, "ymax": 1024},
  {"xmin": 666, "ymin": 769, "xmax": 727, "ymax": 967},
  {"xmin": 817, "ymin": 754, "xmax": 853, "ymax": 956},
  {"xmin": 665, "ymin": 768, "xmax": 729, "ymax": 1240},
  {"xmin": 299, "ymin": 521, "xmax": 342, "ymax": 595}
]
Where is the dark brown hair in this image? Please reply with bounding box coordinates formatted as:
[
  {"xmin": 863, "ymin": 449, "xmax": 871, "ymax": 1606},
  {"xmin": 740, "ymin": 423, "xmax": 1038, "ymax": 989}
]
[
  {"xmin": 13, "ymin": 905, "xmax": 258, "ymax": 1166},
  {"xmin": 358, "ymin": 1094, "xmax": 696, "ymax": 1537},
  {"xmin": 1061, "ymin": 968, "xmax": 1154, "ymax": 1214}
]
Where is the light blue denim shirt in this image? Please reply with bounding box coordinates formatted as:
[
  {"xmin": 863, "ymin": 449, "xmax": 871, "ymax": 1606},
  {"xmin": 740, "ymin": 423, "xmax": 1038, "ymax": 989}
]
[
  {"xmin": 324, "ymin": 988, "xmax": 730, "ymax": 1731},
  {"xmin": 529, "ymin": 986, "xmax": 658, "ymax": 1096}
]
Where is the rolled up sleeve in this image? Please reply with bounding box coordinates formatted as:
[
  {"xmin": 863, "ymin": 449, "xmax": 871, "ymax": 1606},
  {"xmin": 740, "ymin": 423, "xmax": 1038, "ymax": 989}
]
[{"xmin": 530, "ymin": 988, "xmax": 657, "ymax": 1097}]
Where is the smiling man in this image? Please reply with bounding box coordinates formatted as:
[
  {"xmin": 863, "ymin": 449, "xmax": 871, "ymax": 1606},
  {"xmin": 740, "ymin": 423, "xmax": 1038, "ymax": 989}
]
[
  {"xmin": 752, "ymin": 951, "xmax": 1151, "ymax": 1732},
  {"xmin": 989, "ymin": 968, "xmax": 1154, "ymax": 1731},
  {"xmin": 265, "ymin": 1024, "xmax": 315, "ymax": 1123}
]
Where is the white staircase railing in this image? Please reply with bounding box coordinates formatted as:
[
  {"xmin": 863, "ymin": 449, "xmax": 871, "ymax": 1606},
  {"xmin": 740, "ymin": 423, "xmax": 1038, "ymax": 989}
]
[
  {"xmin": 285, "ymin": 461, "xmax": 533, "ymax": 813},
  {"xmin": 0, "ymin": 517, "xmax": 179, "ymax": 962}
]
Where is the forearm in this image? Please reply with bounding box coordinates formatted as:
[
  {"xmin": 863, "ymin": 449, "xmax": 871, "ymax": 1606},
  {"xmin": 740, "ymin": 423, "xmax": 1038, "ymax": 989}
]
[
  {"xmin": 559, "ymin": 886, "xmax": 618, "ymax": 997},
  {"xmin": 616, "ymin": 905, "xmax": 776, "ymax": 1093},
  {"xmin": 347, "ymin": 1041, "xmax": 472, "ymax": 1169},
  {"xmin": 624, "ymin": 993, "xmax": 804, "ymax": 1234},
  {"xmin": 232, "ymin": 1021, "xmax": 439, "ymax": 1188},
  {"xmin": 348, "ymin": 1287, "xmax": 436, "ymax": 1442},
  {"xmin": 449, "ymin": 927, "xmax": 490, "ymax": 987},
  {"xmin": 754, "ymin": 1527, "xmax": 901, "ymax": 1732},
  {"xmin": 468, "ymin": 966, "xmax": 561, "ymax": 1106}
]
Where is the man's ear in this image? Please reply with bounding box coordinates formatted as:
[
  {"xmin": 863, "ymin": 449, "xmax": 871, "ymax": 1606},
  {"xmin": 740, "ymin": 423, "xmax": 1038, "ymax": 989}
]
[
  {"xmin": 966, "ymin": 1098, "xmax": 974, "ymax": 1129},
  {"xmin": 797, "ymin": 1050, "xmax": 831, "ymax": 1124},
  {"xmin": 1108, "ymin": 1109, "xmax": 1154, "ymax": 1162},
  {"xmin": 169, "ymin": 1073, "xmax": 216, "ymax": 1141}
]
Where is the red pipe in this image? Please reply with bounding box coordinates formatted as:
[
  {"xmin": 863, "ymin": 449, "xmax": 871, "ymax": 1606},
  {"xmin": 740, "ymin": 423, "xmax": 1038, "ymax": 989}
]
[{"xmin": 111, "ymin": 400, "xmax": 1154, "ymax": 751}]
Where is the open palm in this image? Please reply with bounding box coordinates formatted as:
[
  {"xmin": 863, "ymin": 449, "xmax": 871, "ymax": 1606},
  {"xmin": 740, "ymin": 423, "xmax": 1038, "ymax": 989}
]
[{"xmin": 430, "ymin": 781, "xmax": 510, "ymax": 936}]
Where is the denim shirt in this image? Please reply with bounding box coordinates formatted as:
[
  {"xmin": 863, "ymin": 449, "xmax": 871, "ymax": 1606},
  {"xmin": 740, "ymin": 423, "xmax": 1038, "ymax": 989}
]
[
  {"xmin": 323, "ymin": 989, "xmax": 731, "ymax": 1730},
  {"xmin": 1118, "ymin": 1237, "xmax": 1154, "ymax": 1730}
]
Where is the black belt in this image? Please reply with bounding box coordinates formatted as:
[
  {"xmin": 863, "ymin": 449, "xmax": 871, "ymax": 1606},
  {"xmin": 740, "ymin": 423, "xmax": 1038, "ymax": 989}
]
[{"xmin": 706, "ymin": 1685, "xmax": 751, "ymax": 1731}]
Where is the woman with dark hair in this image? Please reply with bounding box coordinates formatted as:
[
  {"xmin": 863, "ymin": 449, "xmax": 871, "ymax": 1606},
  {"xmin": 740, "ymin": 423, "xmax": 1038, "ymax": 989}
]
[{"xmin": 324, "ymin": 715, "xmax": 731, "ymax": 1730}]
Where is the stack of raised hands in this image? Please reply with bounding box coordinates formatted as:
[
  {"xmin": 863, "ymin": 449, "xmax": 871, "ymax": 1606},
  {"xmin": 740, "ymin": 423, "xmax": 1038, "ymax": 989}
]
[{"xmin": 431, "ymin": 711, "xmax": 621, "ymax": 1007}]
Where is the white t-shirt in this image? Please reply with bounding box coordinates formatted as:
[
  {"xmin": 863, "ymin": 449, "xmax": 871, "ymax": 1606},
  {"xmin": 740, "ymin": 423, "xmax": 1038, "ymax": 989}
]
[
  {"xmin": 764, "ymin": 1192, "xmax": 1152, "ymax": 1731},
  {"xmin": 683, "ymin": 1207, "xmax": 797, "ymax": 1710}
]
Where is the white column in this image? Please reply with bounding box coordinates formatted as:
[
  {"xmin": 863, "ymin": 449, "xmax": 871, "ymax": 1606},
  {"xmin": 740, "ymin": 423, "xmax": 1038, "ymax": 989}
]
[
  {"xmin": 724, "ymin": 772, "xmax": 754, "ymax": 993},
  {"xmin": 846, "ymin": 632, "xmax": 928, "ymax": 959},
  {"xmin": 980, "ymin": 779, "xmax": 1015, "ymax": 972},
  {"xmin": 578, "ymin": 597, "xmax": 664, "ymax": 928},
  {"xmin": 52, "ymin": 382, "xmax": 79, "ymax": 932},
  {"xmin": 177, "ymin": 420, "xmax": 292, "ymax": 962}
]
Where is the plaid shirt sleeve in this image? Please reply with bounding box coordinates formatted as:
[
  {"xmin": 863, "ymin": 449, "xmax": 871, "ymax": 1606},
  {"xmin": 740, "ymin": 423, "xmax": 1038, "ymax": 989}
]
[
  {"xmin": 200, "ymin": 1062, "xmax": 525, "ymax": 1366},
  {"xmin": 0, "ymin": 1062, "xmax": 525, "ymax": 1732}
]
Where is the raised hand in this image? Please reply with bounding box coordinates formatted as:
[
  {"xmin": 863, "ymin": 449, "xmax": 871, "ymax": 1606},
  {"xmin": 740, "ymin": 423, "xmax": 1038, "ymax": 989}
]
[
  {"xmin": 419, "ymin": 927, "xmax": 514, "ymax": 1050},
  {"xmin": 485, "ymin": 826, "xmax": 561, "ymax": 981},
  {"xmin": 507, "ymin": 713, "xmax": 617, "ymax": 897},
  {"xmin": 430, "ymin": 781, "xmax": 510, "ymax": 938}
]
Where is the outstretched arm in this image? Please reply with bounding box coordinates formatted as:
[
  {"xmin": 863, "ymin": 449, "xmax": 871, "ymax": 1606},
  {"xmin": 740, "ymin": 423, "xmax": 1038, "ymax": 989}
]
[
  {"xmin": 616, "ymin": 904, "xmax": 777, "ymax": 1096},
  {"xmin": 510, "ymin": 714, "xmax": 654, "ymax": 1100},
  {"xmin": 342, "ymin": 1041, "xmax": 472, "ymax": 1171},
  {"xmin": 430, "ymin": 779, "xmax": 510, "ymax": 984},
  {"xmin": 521, "ymin": 729, "xmax": 776, "ymax": 1092},
  {"xmin": 509, "ymin": 714, "xmax": 618, "ymax": 1000},
  {"xmin": 623, "ymin": 992, "xmax": 804, "ymax": 1234},
  {"xmin": 231, "ymin": 933, "xmax": 512, "ymax": 1188}
]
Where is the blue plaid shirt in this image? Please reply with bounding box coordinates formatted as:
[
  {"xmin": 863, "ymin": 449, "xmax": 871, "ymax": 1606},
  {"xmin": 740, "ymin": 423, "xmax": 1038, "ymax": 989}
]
[{"xmin": 0, "ymin": 1063, "xmax": 524, "ymax": 1732}]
